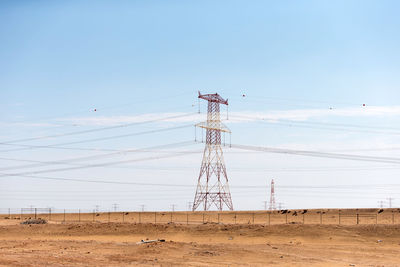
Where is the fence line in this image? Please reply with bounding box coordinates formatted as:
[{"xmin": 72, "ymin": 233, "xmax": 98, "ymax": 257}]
[{"xmin": 1, "ymin": 208, "xmax": 399, "ymax": 226}]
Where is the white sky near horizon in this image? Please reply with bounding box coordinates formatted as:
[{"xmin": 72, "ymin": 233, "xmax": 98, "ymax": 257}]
[{"xmin": 1, "ymin": 0, "xmax": 400, "ymax": 212}]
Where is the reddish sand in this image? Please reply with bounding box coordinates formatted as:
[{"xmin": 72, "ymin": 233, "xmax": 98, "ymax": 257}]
[{"xmin": 0, "ymin": 215, "xmax": 400, "ymax": 266}]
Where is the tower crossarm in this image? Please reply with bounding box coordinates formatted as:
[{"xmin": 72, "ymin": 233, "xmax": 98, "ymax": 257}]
[
  {"xmin": 195, "ymin": 122, "xmax": 231, "ymax": 133},
  {"xmin": 198, "ymin": 91, "xmax": 229, "ymax": 105}
]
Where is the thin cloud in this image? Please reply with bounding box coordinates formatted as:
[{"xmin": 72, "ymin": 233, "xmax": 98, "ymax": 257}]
[
  {"xmin": 235, "ymin": 106, "xmax": 400, "ymax": 122},
  {"xmin": 56, "ymin": 113, "xmax": 203, "ymax": 126},
  {"xmin": 54, "ymin": 106, "xmax": 400, "ymax": 126},
  {"xmin": 0, "ymin": 122, "xmax": 61, "ymax": 128}
]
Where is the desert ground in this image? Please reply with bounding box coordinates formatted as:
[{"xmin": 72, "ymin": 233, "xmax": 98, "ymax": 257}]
[{"xmin": 0, "ymin": 209, "xmax": 400, "ymax": 266}]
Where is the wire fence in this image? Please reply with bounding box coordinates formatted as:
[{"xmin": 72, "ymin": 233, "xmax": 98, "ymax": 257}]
[{"xmin": 1, "ymin": 208, "xmax": 399, "ymax": 225}]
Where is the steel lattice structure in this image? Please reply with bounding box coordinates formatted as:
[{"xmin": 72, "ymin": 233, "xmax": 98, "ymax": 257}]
[
  {"xmin": 193, "ymin": 92, "xmax": 233, "ymax": 211},
  {"xmin": 269, "ymin": 179, "xmax": 276, "ymax": 210}
]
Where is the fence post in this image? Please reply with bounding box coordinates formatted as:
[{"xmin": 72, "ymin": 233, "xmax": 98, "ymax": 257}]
[
  {"xmin": 356, "ymin": 213, "xmax": 359, "ymax": 225},
  {"xmin": 170, "ymin": 212, "xmax": 173, "ymax": 223},
  {"xmin": 35, "ymin": 208, "xmax": 37, "ymax": 219},
  {"xmin": 63, "ymin": 209, "xmax": 66, "ymax": 223},
  {"xmin": 186, "ymin": 212, "xmax": 189, "ymax": 225},
  {"xmin": 338, "ymin": 210, "xmax": 341, "ymax": 225},
  {"xmin": 252, "ymin": 213, "xmax": 255, "ymax": 224}
]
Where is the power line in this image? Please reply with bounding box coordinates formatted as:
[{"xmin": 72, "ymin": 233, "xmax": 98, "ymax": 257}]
[
  {"xmin": 0, "ymin": 143, "xmax": 123, "ymax": 153},
  {"xmin": 232, "ymin": 94, "xmax": 396, "ymax": 110},
  {"xmin": 0, "ymin": 140, "xmax": 196, "ymax": 172},
  {"xmin": 0, "ymin": 124, "xmax": 193, "ymax": 153},
  {"xmin": 0, "ymin": 173, "xmax": 196, "ymax": 187},
  {"xmin": 7, "ymin": 151, "xmax": 398, "ymax": 175},
  {"xmin": 3, "ymin": 92, "xmax": 194, "ymax": 126},
  {"xmin": 2, "ymin": 185, "xmax": 400, "ymax": 193},
  {"xmin": 0, "ymin": 112, "xmax": 196, "ymax": 145},
  {"xmin": 228, "ymin": 114, "xmax": 400, "ymax": 136},
  {"xmin": 230, "ymin": 143, "xmax": 400, "ymax": 165},
  {"xmin": 3, "ymin": 169, "xmax": 400, "ymax": 192},
  {"xmin": 0, "ymin": 149, "xmax": 199, "ymax": 172},
  {"xmin": 0, "ymin": 149, "xmax": 200, "ymax": 178},
  {"xmin": 231, "ymin": 94, "xmax": 355, "ymax": 105}
]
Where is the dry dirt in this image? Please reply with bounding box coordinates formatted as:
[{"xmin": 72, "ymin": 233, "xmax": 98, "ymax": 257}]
[{"xmin": 0, "ymin": 219, "xmax": 399, "ymax": 266}]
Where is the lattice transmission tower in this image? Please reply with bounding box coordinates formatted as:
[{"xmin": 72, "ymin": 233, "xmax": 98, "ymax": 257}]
[
  {"xmin": 193, "ymin": 92, "xmax": 233, "ymax": 211},
  {"xmin": 269, "ymin": 179, "xmax": 276, "ymax": 210}
]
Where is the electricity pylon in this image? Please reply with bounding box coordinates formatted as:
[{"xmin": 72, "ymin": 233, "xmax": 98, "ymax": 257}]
[
  {"xmin": 193, "ymin": 92, "xmax": 233, "ymax": 211},
  {"xmin": 269, "ymin": 179, "xmax": 276, "ymax": 210},
  {"xmin": 387, "ymin": 197, "xmax": 394, "ymax": 208}
]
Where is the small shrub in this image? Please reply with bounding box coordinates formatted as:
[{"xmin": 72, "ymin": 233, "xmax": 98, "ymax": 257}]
[{"xmin": 21, "ymin": 219, "xmax": 47, "ymax": 225}]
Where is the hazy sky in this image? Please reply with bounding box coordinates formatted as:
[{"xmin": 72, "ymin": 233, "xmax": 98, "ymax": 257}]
[{"xmin": 1, "ymin": 0, "xmax": 400, "ymax": 212}]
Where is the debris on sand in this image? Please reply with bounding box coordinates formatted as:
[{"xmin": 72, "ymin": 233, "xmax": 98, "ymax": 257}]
[
  {"xmin": 21, "ymin": 219, "xmax": 47, "ymax": 225},
  {"xmin": 136, "ymin": 239, "xmax": 166, "ymax": 245},
  {"xmin": 195, "ymin": 250, "xmax": 219, "ymax": 256}
]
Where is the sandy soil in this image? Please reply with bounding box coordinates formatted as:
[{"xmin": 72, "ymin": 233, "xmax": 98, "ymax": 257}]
[{"xmin": 0, "ymin": 219, "xmax": 399, "ymax": 267}]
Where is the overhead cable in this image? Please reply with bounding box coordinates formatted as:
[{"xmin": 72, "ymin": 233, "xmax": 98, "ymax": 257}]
[
  {"xmin": 1, "ymin": 112, "xmax": 196, "ymax": 144},
  {"xmin": 230, "ymin": 143, "xmax": 400, "ymax": 165},
  {"xmin": 0, "ymin": 149, "xmax": 200, "ymax": 178},
  {"xmin": 0, "ymin": 124, "xmax": 193, "ymax": 153},
  {"xmin": 0, "ymin": 140, "xmax": 197, "ymax": 171}
]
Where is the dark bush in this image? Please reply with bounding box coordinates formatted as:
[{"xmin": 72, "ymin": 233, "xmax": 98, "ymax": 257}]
[{"xmin": 21, "ymin": 219, "xmax": 47, "ymax": 225}]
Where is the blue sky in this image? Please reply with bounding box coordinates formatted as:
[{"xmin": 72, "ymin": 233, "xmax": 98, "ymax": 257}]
[{"xmin": 1, "ymin": 0, "xmax": 400, "ymax": 211}]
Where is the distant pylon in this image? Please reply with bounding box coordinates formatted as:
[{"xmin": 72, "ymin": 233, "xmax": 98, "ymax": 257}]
[
  {"xmin": 387, "ymin": 197, "xmax": 394, "ymax": 208},
  {"xmin": 263, "ymin": 201, "xmax": 268, "ymax": 210},
  {"xmin": 269, "ymin": 179, "xmax": 276, "ymax": 210},
  {"xmin": 193, "ymin": 92, "xmax": 233, "ymax": 211}
]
